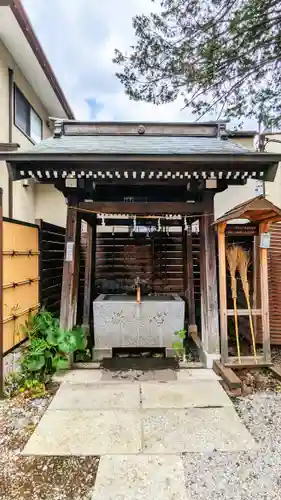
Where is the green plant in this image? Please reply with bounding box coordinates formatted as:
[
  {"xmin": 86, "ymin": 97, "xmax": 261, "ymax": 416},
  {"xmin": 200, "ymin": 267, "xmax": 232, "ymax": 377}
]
[
  {"xmin": 18, "ymin": 379, "xmax": 47, "ymax": 399},
  {"xmin": 20, "ymin": 310, "xmax": 87, "ymax": 380},
  {"xmin": 4, "ymin": 372, "xmax": 46, "ymax": 399},
  {"xmin": 172, "ymin": 329, "xmax": 186, "ymax": 361}
]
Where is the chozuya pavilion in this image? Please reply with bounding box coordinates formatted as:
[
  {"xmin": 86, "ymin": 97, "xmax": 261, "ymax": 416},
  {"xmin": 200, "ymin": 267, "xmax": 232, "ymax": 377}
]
[{"xmin": 2, "ymin": 120, "xmax": 281, "ymax": 368}]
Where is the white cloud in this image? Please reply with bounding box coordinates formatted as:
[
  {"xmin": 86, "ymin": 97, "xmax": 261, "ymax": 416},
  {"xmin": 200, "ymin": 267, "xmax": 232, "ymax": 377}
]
[
  {"xmin": 22, "ymin": 0, "xmax": 257, "ymax": 128},
  {"xmin": 21, "ymin": 0, "xmax": 198, "ymax": 121}
]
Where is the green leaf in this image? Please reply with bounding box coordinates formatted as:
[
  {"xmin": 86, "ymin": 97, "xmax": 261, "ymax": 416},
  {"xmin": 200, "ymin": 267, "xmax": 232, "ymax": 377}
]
[
  {"xmin": 175, "ymin": 329, "xmax": 186, "ymax": 339},
  {"xmin": 52, "ymin": 355, "xmax": 69, "ymax": 370},
  {"xmin": 58, "ymin": 332, "xmax": 78, "ymax": 354},
  {"xmin": 172, "ymin": 341, "xmax": 183, "ymax": 350},
  {"xmin": 72, "ymin": 327, "xmax": 87, "ymax": 350},
  {"xmin": 26, "ymin": 355, "xmax": 46, "ymax": 372}
]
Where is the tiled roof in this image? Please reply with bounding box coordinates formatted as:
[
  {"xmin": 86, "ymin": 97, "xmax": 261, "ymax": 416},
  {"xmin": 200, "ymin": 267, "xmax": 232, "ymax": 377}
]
[{"xmin": 21, "ymin": 135, "xmax": 251, "ymax": 156}]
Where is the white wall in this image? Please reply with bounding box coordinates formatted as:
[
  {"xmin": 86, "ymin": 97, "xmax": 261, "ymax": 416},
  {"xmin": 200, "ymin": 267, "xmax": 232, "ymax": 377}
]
[
  {"xmin": 35, "ymin": 184, "xmax": 67, "ymax": 227},
  {"xmin": 0, "ymin": 37, "xmax": 51, "ymax": 223},
  {"xmin": 214, "ymin": 135, "xmax": 281, "ymax": 218}
]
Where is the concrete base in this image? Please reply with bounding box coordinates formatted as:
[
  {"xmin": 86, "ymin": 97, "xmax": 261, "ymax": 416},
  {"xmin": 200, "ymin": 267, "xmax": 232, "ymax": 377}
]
[
  {"xmin": 165, "ymin": 348, "xmax": 176, "ymax": 358},
  {"xmin": 92, "ymin": 348, "xmax": 112, "ymax": 361},
  {"xmin": 200, "ymin": 349, "xmax": 221, "ymax": 369},
  {"xmin": 3, "ymin": 347, "xmax": 22, "ymax": 377}
]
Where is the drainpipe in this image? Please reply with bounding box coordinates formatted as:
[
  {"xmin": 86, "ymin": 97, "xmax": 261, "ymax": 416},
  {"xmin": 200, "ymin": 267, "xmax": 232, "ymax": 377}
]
[{"xmin": 8, "ymin": 68, "xmax": 14, "ymax": 218}]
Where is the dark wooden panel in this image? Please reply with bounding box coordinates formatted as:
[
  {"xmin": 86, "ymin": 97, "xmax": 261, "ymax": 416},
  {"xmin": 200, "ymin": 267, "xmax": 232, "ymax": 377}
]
[
  {"xmin": 38, "ymin": 220, "xmax": 65, "ymax": 315},
  {"xmin": 268, "ymin": 222, "xmax": 281, "ymax": 344},
  {"xmin": 95, "ymin": 231, "xmax": 186, "ymax": 296}
]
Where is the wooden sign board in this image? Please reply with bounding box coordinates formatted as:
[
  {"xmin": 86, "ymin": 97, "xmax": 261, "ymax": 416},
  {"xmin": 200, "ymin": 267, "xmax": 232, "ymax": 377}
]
[{"xmin": 226, "ymin": 224, "xmax": 258, "ymax": 236}]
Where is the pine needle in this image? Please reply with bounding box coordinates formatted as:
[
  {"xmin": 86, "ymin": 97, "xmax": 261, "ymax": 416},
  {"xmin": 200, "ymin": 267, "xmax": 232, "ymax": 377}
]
[
  {"xmin": 226, "ymin": 245, "xmax": 241, "ymax": 362},
  {"xmin": 237, "ymin": 247, "xmax": 257, "ymax": 362}
]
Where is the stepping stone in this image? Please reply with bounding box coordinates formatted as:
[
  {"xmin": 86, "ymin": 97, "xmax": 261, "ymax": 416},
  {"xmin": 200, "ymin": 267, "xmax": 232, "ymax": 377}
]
[
  {"xmin": 141, "ymin": 381, "xmax": 231, "ymax": 408},
  {"xmin": 91, "ymin": 455, "xmax": 189, "ymax": 500},
  {"xmin": 23, "ymin": 409, "xmax": 142, "ymax": 456},
  {"xmin": 48, "ymin": 383, "xmax": 140, "ymax": 410},
  {"xmin": 142, "ymin": 407, "xmax": 257, "ymax": 453}
]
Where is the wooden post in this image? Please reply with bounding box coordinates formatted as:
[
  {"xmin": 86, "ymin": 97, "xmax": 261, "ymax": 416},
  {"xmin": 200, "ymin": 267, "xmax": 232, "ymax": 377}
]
[
  {"xmin": 259, "ymin": 221, "xmax": 271, "ymax": 363},
  {"xmin": 60, "ymin": 197, "xmax": 81, "ymax": 331},
  {"xmin": 217, "ymin": 222, "xmax": 228, "ymax": 363},
  {"xmin": 252, "ymin": 235, "xmax": 259, "ymax": 337},
  {"xmin": 183, "ymin": 226, "xmax": 196, "ymax": 333},
  {"xmin": 199, "ymin": 194, "xmax": 220, "ymax": 366},
  {"xmin": 82, "ymin": 223, "xmax": 93, "ymax": 334}
]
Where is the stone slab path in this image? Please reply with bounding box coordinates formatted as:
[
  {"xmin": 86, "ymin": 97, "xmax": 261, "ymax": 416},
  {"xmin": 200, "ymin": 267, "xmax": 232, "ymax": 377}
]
[{"xmin": 23, "ymin": 369, "xmax": 257, "ymax": 499}]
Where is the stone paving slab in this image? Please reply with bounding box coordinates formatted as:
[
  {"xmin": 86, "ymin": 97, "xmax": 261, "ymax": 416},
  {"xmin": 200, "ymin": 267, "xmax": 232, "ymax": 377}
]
[
  {"xmin": 142, "ymin": 407, "xmax": 257, "ymax": 453},
  {"xmin": 177, "ymin": 369, "xmax": 221, "ymax": 381},
  {"xmin": 48, "ymin": 383, "xmax": 140, "ymax": 410},
  {"xmin": 101, "ymin": 368, "xmax": 177, "ymax": 382},
  {"xmin": 141, "ymin": 381, "xmax": 231, "ymax": 409},
  {"xmin": 53, "ymin": 369, "xmax": 102, "ymax": 384},
  {"xmin": 91, "ymin": 455, "xmax": 189, "ymax": 500},
  {"xmin": 23, "ymin": 410, "xmax": 142, "ymax": 456}
]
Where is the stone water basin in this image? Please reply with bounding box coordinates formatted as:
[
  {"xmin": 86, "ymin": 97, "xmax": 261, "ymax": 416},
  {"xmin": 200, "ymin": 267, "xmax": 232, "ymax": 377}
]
[{"xmin": 93, "ymin": 294, "xmax": 185, "ymax": 357}]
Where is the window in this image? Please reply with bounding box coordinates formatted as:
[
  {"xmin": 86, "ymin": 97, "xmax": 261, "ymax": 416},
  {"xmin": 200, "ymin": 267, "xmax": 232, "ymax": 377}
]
[{"xmin": 14, "ymin": 85, "xmax": 43, "ymax": 143}]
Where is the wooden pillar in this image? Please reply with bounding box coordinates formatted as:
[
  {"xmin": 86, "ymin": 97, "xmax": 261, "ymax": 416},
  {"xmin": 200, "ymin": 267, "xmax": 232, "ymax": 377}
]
[
  {"xmin": 199, "ymin": 193, "xmax": 220, "ymax": 366},
  {"xmin": 82, "ymin": 223, "xmax": 93, "ymax": 334},
  {"xmin": 259, "ymin": 221, "xmax": 271, "ymax": 363},
  {"xmin": 217, "ymin": 222, "xmax": 228, "ymax": 363},
  {"xmin": 183, "ymin": 226, "xmax": 196, "ymax": 333},
  {"xmin": 82, "ymin": 216, "xmax": 97, "ymax": 336},
  {"xmin": 252, "ymin": 235, "xmax": 259, "ymax": 336},
  {"xmin": 60, "ymin": 196, "xmax": 81, "ymax": 331}
]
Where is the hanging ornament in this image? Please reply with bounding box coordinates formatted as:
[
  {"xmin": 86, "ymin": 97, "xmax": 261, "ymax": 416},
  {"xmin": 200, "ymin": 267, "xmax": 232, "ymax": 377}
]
[
  {"xmin": 166, "ymin": 226, "xmax": 170, "ymax": 236},
  {"xmin": 184, "ymin": 216, "xmax": 188, "ymax": 231},
  {"xmin": 157, "ymin": 217, "xmax": 161, "ymax": 232},
  {"xmin": 133, "ymin": 215, "xmax": 137, "ymax": 232},
  {"xmin": 101, "ymin": 213, "xmax": 106, "ymax": 227}
]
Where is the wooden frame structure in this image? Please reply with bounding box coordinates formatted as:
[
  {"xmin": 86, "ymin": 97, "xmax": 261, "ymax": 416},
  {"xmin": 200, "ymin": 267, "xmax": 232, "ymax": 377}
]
[
  {"xmin": 2, "ymin": 121, "xmax": 281, "ymax": 367},
  {"xmin": 215, "ymin": 196, "xmax": 281, "ymax": 368}
]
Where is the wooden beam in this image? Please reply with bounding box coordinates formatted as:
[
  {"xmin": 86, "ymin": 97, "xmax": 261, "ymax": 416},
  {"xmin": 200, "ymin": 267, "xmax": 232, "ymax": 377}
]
[
  {"xmin": 225, "ymin": 356, "xmax": 271, "ymax": 369},
  {"xmin": 82, "ymin": 223, "xmax": 93, "ymax": 334},
  {"xmin": 199, "ymin": 194, "xmax": 220, "ymax": 356},
  {"xmin": 60, "ymin": 196, "xmax": 81, "ymax": 331},
  {"xmin": 269, "ymin": 365, "xmax": 281, "ymax": 381},
  {"xmin": 213, "ymin": 361, "xmax": 242, "ymax": 389},
  {"xmin": 227, "ymin": 308, "xmax": 261, "ymax": 316},
  {"xmin": 79, "ymin": 201, "xmax": 206, "ymax": 215},
  {"xmin": 217, "ymin": 222, "xmax": 228, "ymax": 363},
  {"xmin": 259, "ymin": 221, "xmax": 271, "ymax": 363}
]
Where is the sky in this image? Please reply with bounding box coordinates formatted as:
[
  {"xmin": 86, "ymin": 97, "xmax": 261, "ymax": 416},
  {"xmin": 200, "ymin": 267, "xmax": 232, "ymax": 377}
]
[{"xmin": 22, "ymin": 0, "xmax": 256, "ymax": 128}]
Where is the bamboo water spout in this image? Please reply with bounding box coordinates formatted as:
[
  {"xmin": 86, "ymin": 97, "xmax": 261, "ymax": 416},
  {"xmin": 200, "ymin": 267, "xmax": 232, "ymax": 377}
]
[{"xmin": 135, "ymin": 276, "xmax": 141, "ymax": 303}]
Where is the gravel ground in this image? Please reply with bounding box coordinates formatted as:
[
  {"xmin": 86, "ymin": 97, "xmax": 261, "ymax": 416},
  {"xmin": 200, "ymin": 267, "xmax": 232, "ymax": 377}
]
[
  {"xmin": 183, "ymin": 391, "xmax": 281, "ymax": 499},
  {"xmin": 0, "ymin": 392, "xmax": 99, "ymax": 500}
]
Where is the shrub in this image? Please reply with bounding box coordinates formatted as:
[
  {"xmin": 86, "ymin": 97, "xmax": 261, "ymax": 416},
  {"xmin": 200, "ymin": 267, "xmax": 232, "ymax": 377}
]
[
  {"xmin": 172, "ymin": 329, "xmax": 187, "ymax": 361},
  {"xmin": 20, "ymin": 310, "xmax": 87, "ymax": 381}
]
